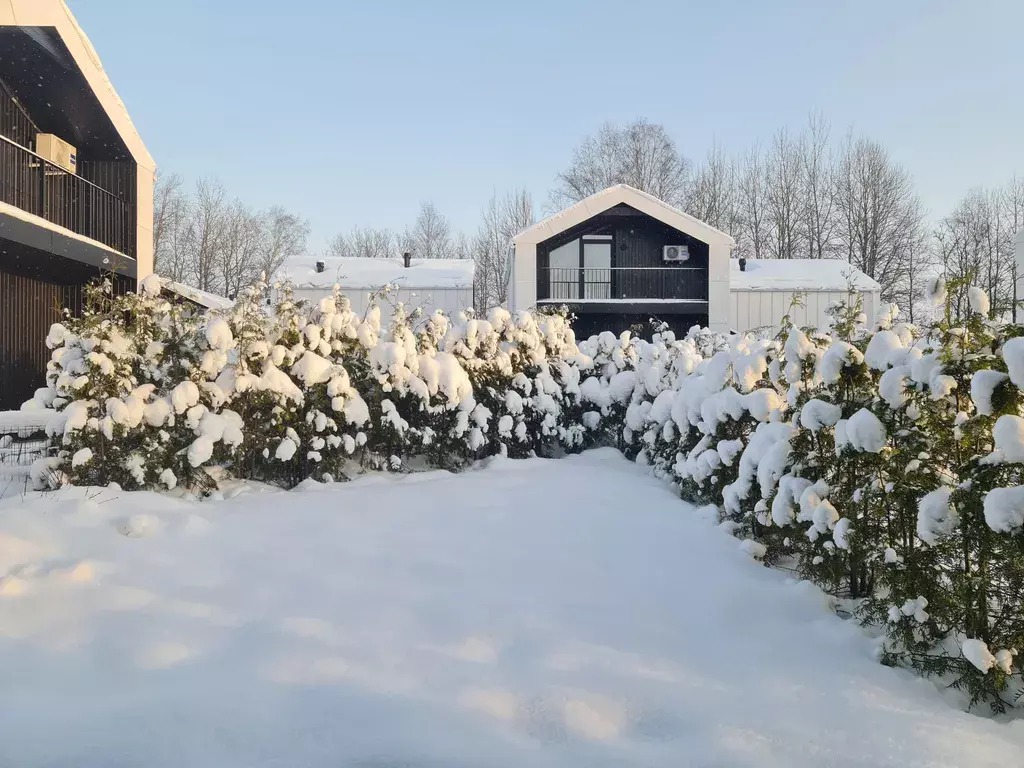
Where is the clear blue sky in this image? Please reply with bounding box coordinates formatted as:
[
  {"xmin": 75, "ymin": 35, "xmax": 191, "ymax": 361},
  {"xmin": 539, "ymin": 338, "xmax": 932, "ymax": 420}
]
[{"xmin": 70, "ymin": 0, "xmax": 1024, "ymax": 252}]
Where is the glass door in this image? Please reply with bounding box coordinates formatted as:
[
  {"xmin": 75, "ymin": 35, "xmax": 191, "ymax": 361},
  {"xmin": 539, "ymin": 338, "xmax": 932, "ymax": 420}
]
[{"xmin": 582, "ymin": 239, "xmax": 612, "ymax": 299}]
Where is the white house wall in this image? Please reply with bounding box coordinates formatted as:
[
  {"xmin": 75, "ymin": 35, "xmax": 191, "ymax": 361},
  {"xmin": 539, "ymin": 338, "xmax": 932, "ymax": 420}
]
[
  {"xmin": 292, "ymin": 286, "xmax": 474, "ymax": 330},
  {"xmin": 512, "ymin": 242, "xmax": 537, "ymax": 312},
  {"xmin": 1016, "ymin": 228, "xmax": 1024, "ymax": 323},
  {"xmin": 707, "ymin": 242, "xmax": 731, "ymax": 334},
  {"xmin": 730, "ymin": 289, "xmax": 878, "ymax": 333}
]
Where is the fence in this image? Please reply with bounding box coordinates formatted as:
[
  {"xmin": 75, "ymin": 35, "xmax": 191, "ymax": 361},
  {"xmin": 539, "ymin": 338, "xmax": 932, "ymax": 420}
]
[{"xmin": 0, "ymin": 410, "xmax": 54, "ymax": 497}]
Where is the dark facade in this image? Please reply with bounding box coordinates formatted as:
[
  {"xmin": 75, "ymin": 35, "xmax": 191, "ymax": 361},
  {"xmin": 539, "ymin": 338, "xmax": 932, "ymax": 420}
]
[
  {"xmin": 535, "ymin": 204, "xmax": 710, "ymax": 336},
  {"xmin": 0, "ymin": 26, "xmax": 139, "ymax": 408}
]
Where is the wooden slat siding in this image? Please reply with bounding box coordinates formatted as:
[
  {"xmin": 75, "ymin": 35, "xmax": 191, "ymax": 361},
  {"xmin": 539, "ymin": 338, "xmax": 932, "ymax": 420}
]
[
  {"xmin": 535, "ymin": 208, "xmax": 711, "ymax": 302},
  {"xmin": 0, "ymin": 77, "xmax": 38, "ymax": 151},
  {"xmin": 0, "ymin": 263, "xmax": 135, "ymax": 409},
  {"xmin": 0, "ymin": 268, "xmax": 62, "ymax": 408}
]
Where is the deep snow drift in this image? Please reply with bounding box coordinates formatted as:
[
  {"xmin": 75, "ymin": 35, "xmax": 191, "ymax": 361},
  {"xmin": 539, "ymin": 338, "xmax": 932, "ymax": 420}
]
[{"xmin": 1, "ymin": 450, "xmax": 1022, "ymax": 767}]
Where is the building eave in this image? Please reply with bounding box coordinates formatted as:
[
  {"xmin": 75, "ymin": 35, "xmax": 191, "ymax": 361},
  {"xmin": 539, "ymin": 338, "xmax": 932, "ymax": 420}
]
[
  {"xmin": 514, "ymin": 185, "xmax": 735, "ymax": 248},
  {"xmin": 0, "ymin": 0, "xmax": 154, "ymax": 171}
]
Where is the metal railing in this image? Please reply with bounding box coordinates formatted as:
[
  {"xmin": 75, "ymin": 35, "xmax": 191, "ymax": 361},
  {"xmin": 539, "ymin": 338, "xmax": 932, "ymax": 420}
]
[
  {"xmin": 538, "ymin": 267, "xmax": 708, "ymax": 302},
  {"xmin": 0, "ymin": 133, "xmax": 135, "ymax": 258}
]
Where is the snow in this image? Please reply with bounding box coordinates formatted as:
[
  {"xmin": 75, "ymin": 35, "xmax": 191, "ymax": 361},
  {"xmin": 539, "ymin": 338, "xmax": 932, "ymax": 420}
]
[
  {"xmin": 864, "ymin": 330, "xmax": 905, "ymax": 371},
  {"xmin": 985, "ymin": 415, "xmax": 1024, "ymax": 464},
  {"xmin": 983, "ymin": 485, "xmax": 1024, "ymax": 533},
  {"xmin": 962, "ymin": 639, "xmax": 996, "ymax": 674},
  {"xmin": 846, "ymin": 408, "xmax": 887, "ymax": 453},
  {"xmin": 1, "ymin": 451, "xmax": 1022, "ymax": 766},
  {"xmin": 1002, "ymin": 337, "xmax": 1024, "ymax": 389},
  {"xmin": 0, "ymin": 409, "xmax": 53, "ymax": 434},
  {"xmin": 926, "ymin": 276, "xmax": 947, "ymax": 306},
  {"xmin": 283, "ymin": 257, "xmax": 475, "ymax": 290},
  {"xmin": 971, "ymin": 370, "xmax": 1009, "ymax": 416},
  {"xmin": 968, "ymin": 286, "xmax": 991, "ymax": 316},
  {"xmin": 160, "ymin": 278, "xmax": 235, "ymax": 311},
  {"xmin": 917, "ymin": 487, "xmax": 958, "ymax": 545},
  {"xmin": 800, "ymin": 399, "xmax": 842, "ymax": 431},
  {"xmin": 0, "ymin": 200, "xmax": 129, "ymax": 258},
  {"xmin": 819, "ymin": 341, "xmax": 864, "ymax": 384},
  {"xmin": 730, "ymin": 259, "xmax": 882, "ymax": 292}
]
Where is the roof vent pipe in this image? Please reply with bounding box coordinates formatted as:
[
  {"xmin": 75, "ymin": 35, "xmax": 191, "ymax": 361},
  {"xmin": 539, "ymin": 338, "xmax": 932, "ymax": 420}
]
[
  {"xmin": 315, "ymin": 260, "xmax": 326, "ymax": 273},
  {"xmin": 403, "ymin": 252, "xmax": 412, "ymax": 268},
  {"xmin": 738, "ymin": 257, "xmax": 747, "ymax": 272}
]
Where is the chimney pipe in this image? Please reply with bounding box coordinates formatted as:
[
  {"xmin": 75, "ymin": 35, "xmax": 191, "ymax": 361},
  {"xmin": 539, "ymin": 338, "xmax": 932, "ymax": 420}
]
[
  {"xmin": 315, "ymin": 260, "xmax": 326, "ymax": 273},
  {"xmin": 739, "ymin": 257, "xmax": 747, "ymax": 272},
  {"xmin": 403, "ymin": 252, "xmax": 412, "ymax": 268}
]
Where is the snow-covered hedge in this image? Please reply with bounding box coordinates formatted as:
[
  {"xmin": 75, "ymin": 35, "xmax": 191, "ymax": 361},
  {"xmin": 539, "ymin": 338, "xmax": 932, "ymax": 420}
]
[
  {"xmin": 33, "ymin": 272, "xmax": 1024, "ymax": 710},
  {"xmin": 35, "ymin": 276, "xmax": 605, "ymax": 494},
  {"xmin": 574, "ymin": 279, "xmax": 1024, "ymax": 712}
]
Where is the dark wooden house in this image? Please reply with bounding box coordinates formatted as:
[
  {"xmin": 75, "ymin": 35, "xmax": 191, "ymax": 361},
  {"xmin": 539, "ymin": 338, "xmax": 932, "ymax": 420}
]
[
  {"xmin": 511, "ymin": 185, "xmax": 734, "ymax": 339},
  {"xmin": 0, "ymin": 0, "xmax": 155, "ymax": 408}
]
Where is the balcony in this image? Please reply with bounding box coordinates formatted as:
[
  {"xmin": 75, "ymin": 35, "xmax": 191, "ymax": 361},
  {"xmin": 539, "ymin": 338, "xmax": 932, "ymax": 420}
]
[
  {"xmin": 537, "ymin": 267, "xmax": 708, "ymax": 304},
  {"xmin": 0, "ymin": 133, "xmax": 135, "ymax": 258}
]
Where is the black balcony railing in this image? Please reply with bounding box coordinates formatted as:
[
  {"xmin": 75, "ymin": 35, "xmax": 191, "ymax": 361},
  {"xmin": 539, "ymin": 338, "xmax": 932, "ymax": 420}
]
[
  {"xmin": 0, "ymin": 133, "xmax": 135, "ymax": 258},
  {"xmin": 538, "ymin": 267, "xmax": 708, "ymax": 302}
]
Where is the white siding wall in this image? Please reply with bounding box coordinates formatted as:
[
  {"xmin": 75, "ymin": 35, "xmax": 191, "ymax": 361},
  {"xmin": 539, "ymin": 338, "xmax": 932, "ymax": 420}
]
[
  {"xmin": 730, "ymin": 289, "xmax": 879, "ymax": 333},
  {"xmin": 291, "ymin": 286, "xmax": 474, "ymax": 329}
]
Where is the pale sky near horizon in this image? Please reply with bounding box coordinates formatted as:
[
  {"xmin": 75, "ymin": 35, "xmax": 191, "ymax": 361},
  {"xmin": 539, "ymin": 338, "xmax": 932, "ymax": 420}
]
[{"xmin": 69, "ymin": 0, "xmax": 1024, "ymax": 252}]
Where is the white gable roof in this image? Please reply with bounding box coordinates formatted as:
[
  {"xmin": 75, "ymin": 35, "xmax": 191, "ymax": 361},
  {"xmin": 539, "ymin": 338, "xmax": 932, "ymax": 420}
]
[
  {"xmin": 731, "ymin": 259, "xmax": 882, "ymax": 292},
  {"xmin": 514, "ymin": 184, "xmax": 735, "ymax": 248},
  {"xmin": 282, "ymin": 257, "xmax": 475, "ymax": 290},
  {"xmin": 0, "ymin": 0, "xmax": 154, "ymax": 171},
  {"xmin": 159, "ymin": 278, "xmax": 235, "ymax": 311}
]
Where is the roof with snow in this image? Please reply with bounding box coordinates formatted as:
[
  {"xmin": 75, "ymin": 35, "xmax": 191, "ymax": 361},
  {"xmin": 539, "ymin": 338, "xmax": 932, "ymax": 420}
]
[
  {"xmin": 730, "ymin": 259, "xmax": 882, "ymax": 292},
  {"xmin": 159, "ymin": 278, "xmax": 235, "ymax": 311},
  {"xmin": 282, "ymin": 258, "xmax": 475, "ymax": 290},
  {"xmin": 0, "ymin": 0, "xmax": 154, "ymax": 170},
  {"xmin": 514, "ymin": 184, "xmax": 735, "ymax": 248}
]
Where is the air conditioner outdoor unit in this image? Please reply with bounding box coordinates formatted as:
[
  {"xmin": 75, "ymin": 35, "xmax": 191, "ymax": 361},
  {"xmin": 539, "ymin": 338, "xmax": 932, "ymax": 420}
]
[
  {"xmin": 36, "ymin": 133, "xmax": 77, "ymax": 174},
  {"xmin": 662, "ymin": 244, "xmax": 689, "ymax": 262}
]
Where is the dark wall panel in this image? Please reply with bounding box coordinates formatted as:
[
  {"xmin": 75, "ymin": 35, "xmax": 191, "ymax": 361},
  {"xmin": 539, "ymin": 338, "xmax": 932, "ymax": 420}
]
[
  {"xmin": 0, "ymin": 268, "xmax": 69, "ymax": 408},
  {"xmin": 0, "ymin": 241, "xmax": 134, "ymax": 409},
  {"xmin": 536, "ymin": 206, "xmax": 711, "ymax": 302}
]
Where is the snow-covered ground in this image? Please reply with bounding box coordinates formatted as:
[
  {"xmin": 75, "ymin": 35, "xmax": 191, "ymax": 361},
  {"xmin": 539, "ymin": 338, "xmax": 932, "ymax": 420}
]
[{"xmin": 1, "ymin": 450, "xmax": 1023, "ymax": 767}]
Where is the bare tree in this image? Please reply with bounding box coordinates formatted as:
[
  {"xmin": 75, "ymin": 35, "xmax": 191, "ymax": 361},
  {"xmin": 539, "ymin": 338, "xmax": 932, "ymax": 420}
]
[
  {"xmin": 935, "ymin": 183, "xmax": 1022, "ymax": 321},
  {"xmin": 406, "ymin": 202, "xmax": 453, "ymax": 259},
  {"xmin": 152, "ymin": 176, "xmax": 309, "ymax": 297},
  {"xmin": 187, "ymin": 179, "xmax": 229, "ymax": 293},
  {"xmin": 552, "ymin": 119, "xmax": 690, "ymax": 208},
  {"xmin": 1002, "ymin": 177, "xmax": 1024, "ymax": 321},
  {"xmin": 686, "ymin": 145, "xmax": 736, "ymax": 232},
  {"xmin": 450, "ymin": 231, "xmax": 472, "ymax": 261},
  {"xmin": 152, "ymin": 172, "xmax": 186, "ymax": 279},
  {"xmin": 473, "ymin": 189, "xmax": 534, "ymax": 312},
  {"xmin": 260, "ymin": 207, "xmax": 310, "ymax": 280},
  {"xmin": 326, "ymin": 227, "xmax": 396, "ymax": 260},
  {"xmin": 218, "ymin": 202, "xmax": 264, "ymax": 299},
  {"xmin": 764, "ymin": 129, "xmax": 805, "ymax": 259},
  {"xmin": 800, "ymin": 114, "xmax": 839, "ymax": 260},
  {"xmin": 735, "ymin": 145, "xmax": 768, "ymax": 260},
  {"xmin": 835, "ymin": 136, "xmax": 924, "ymax": 303}
]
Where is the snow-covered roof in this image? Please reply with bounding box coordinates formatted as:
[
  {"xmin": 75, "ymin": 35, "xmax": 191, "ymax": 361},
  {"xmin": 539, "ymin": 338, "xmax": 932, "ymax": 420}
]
[
  {"xmin": 159, "ymin": 278, "xmax": 235, "ymax": 311},
  {"xmin": 282, "ymin": 258, "xmax": 475, "ymax": 290},
  {"xmin": 0, "ymin": 1, "xmax": 154, "ymax": 171},
  {"xmin": 514, "ymin": 184, "xmax": 735, "ymax": 248},
  {"xmin": 730, "ymin": 259, "xmax": 882, "ymax": 292}
]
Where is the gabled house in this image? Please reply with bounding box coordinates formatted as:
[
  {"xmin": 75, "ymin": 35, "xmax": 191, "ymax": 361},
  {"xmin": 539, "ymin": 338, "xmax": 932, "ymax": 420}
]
[
  {"xmin": 510, "ymin": 185, "xmax": 880, "ymax": 337},
  {"xmin": 0, "ymin": 0, "xmax": 154, "ymax": 408}
]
